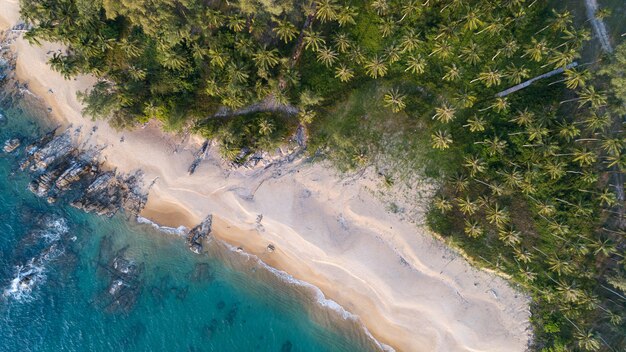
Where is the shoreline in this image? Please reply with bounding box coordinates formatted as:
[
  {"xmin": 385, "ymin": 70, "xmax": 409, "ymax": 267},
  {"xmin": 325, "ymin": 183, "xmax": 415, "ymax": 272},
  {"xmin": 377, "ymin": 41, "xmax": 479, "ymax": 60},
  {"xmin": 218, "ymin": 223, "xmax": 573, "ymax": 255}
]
[{"xmin": 1, "ymin": 3, "xmax": 532, "ymax": 351}]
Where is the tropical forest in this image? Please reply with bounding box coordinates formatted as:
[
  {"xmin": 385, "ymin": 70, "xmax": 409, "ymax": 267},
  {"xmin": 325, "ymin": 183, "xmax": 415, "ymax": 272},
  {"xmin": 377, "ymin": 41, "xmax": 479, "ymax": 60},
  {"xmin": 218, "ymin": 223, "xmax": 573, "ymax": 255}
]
[{"xmin": 16, "ymin": 0, "xmax": 626, "ymax": 351}]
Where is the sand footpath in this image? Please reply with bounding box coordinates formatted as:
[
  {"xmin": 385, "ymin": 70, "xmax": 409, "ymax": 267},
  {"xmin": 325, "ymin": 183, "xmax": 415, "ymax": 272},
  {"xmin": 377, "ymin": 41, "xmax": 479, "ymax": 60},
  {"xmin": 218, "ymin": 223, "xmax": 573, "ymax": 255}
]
[{"xmin": 1, "ymin": 3, "xmax": 532, "ymax": 351}]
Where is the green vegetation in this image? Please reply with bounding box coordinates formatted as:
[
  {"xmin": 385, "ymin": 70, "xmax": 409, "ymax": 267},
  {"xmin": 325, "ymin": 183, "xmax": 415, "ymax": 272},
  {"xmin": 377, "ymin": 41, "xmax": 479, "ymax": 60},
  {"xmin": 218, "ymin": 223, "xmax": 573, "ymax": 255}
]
[{"xmin": 19, "ymin": 0, "xmax": 625, "ymax": 350}]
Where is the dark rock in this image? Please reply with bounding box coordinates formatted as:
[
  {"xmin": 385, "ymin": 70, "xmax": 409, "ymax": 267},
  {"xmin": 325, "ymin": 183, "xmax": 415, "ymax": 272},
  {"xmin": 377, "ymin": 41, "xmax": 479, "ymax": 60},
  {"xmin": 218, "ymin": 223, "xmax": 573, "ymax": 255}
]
[
  {"xmin": 186, "ymin": 215, "xmax": 212, "ymax": 254},
  {"xmin": 3, "ymin": 138, "xmax": 20, "ymax": 153}
]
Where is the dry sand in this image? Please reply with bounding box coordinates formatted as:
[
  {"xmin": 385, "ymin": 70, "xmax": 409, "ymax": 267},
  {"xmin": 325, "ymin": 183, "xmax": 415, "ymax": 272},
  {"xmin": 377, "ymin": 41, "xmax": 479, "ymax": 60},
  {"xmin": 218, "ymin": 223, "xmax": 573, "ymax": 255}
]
[{"xmin": 1, "ymin": 3, "xmax": 532, "ymax": 350}]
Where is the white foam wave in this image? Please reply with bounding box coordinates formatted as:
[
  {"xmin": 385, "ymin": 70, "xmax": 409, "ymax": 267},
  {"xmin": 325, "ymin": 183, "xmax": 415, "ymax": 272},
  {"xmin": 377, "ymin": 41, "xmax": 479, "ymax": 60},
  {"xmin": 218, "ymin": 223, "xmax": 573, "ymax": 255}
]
[
  {"xmin": 136, "ymin": 216, "xmax": 188, "ymax": 236},
  {"xmin": 3, "ymin": 260, "xmax": 46, "ymax": 301},
  {"xmin": 37, "ymin": 217, "xmax": 69, "ymax": 243},
  {"xmin": 221, "ymin": 242, "xmax": 396, "ymax": 352}
]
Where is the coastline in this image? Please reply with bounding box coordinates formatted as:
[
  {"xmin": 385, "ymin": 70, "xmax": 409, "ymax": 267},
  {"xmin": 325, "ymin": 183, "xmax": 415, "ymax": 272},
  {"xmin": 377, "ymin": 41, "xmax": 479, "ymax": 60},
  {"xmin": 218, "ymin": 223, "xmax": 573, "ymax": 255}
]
[{"xmin": 1, "ymin": 4, "xmax": 532, "ymax": 352}]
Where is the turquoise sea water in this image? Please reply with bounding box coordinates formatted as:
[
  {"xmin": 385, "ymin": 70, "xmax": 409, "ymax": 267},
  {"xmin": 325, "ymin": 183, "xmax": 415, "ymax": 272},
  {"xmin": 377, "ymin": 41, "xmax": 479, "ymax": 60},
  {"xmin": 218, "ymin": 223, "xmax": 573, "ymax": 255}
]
[{"xmin": 0, "ymin": 97, "xmax": 381, "ymax": 351}]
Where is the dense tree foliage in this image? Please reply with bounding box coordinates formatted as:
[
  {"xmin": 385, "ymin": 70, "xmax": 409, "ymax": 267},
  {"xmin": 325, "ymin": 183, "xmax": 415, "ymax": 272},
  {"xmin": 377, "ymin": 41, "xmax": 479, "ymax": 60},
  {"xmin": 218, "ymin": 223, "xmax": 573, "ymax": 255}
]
[{"xmin": 19, "ymin": 0, "xmax": 625, "ymax": 350}]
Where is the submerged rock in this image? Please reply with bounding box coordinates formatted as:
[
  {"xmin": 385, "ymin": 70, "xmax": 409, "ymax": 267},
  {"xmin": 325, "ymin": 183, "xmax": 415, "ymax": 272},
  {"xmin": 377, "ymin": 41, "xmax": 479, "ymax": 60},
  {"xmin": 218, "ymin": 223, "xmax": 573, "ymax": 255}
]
[
  {"xmin": 187, "ymin": 215, "xmax": 213, "ymax": 254},
  {"xmin": 3, "ymin": 138, "xmax": 20, "ymax": 153}
]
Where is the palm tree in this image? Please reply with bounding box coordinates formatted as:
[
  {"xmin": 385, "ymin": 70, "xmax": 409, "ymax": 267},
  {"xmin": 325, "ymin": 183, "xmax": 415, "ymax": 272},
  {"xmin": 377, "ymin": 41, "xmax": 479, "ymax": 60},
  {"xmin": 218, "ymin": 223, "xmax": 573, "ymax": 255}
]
[
  {"xmin": 464, "ymin": 219, "xmax": 483, "ymax": 238},
  {"xmin": 473, "ymin": 68, "xmax": 502, "ymax": 87},
  {"xmin": 557, "ymin": 122, "xmax": 580, "ymax": 142},
  {"xmin": 333, "ymin": 33, "xmax": 352, "ymax": 53},
  {"xmin": 258, "ymin": 119, "xmax": 274, "ymax": 136},
  {"xmin": 431, "ymin": 130, "xmax": 453, "ymax": 149},
  {"xmin": 547, "ymin": 256, "xmax": 573, "ymax": 276},
  {"xmin": 303, "ymin": 30, "xmax": 326, "ymax": 52},
  {"xmin": 433, "ymin": 104, "xmax": 456, "ymax": 123},
  {"xmin": 463, "ymin": 11, "xmax": 483, "ymax": 31},
  {"xmin": 383, "ymin": 89, "xmax": 407, "ymax": 113},
  {"xmin": 433, "ymin": 196, "xmax": 453, "ymax": 212},
  {"xmin": 506, "ymin": 64, "xmax": 530, "ymax": 84},
  {"xmin": 253, "ymin": 47, "xmax": 280, "ymax": 71},
  {"xmin": 486, "ymin": 204, "xmax": 510, "ymax": 228},
  {"xmin": 572, "ymin": 148, "xmax": 597, "ymax": 167},
  {"xmin": 334, "ymin": 65, "xmax": 354, "ymax": 82},
  {"xmin": 405, "ymin": 55, "xmax": 426, "ymax": 75},
  {"xmin": 577, "ymin": 86, "xmax": 607, "ymax": 108},
  {"xmin": 450, "ymin": 174, "xmax": 469, "ymax": 193},
  {"xmin": 442, "ymin": 64, "xmax": 461, "ymax": 82},
  {"xmin": 456, "ymin": 197, "xmax": 478, "ymax": 215},
  {"xmin": 208, "ymin": 49, "xmax": 228, "ymax": 68},
  {"xmin": 336, "ymin": 6, "xmax": 357, "ymax": 26},
  {"xmin": 228, "ymin": 15, "xmax": 246, "ymax": 32},
  {"xmin": 456, "ymin": 91, "xmax": 477, "ymax": 108},
  {"xmin": 523, "ymin": 38, "xmax": 549, "ymax": 62},
  {"xmin": 544, "ymin": 161, "xmax": 566, "ymax": 180},
  {"xmin": 460, "ymin": 41, "xmax": 481, "ymax": 65},
  {"xmin": 574, "ymin": 330, "xmax": 601, "ymax": 352},
  {"xmin": 364, "ymin": 55, "xmax": 388, "ymax": 79},
  {"xmin": 430, "ymin": 40, "xmax": 454, "ymax": 60},
  {"xmin": 399, "ymin": 1, "xmax": 421, "ymax": 22},
  {"xmin": 510, "ymin": 109, "xmax": 535, "ymax": 127},
  {"xmin": 548, "ymin": 48, "xmax": 579, "ymax": 69},
  {"xmin": 463, "ymin": 155, "xmax": 486, "ymax": 176},
  {"xmin": 583, "ymin": 112, "xmax": 611, "ymax": 132},
  {"xmin": 498, "ymin": 228, "xmax": 521, "ymax": 246},
  {"xmin": 514, "ymin": 248, "xmax": 533, "ymax": 264},
  {"xmin": 370, "ymin": 0, "xmax": 388, "ymax": 15},
  {"xmin": 400, "ymin": 30, "xmax": 421, "ymax": 53},
  {"xmin": 600, "ymin": 137, "xmax": 623, "ymax": 156},
  {"xmin": 273, "ymin": 19, "xmax": 298, "ymax": 43},
  {"xmin": 482, "ymin": 136, "xmax": 508, "ymax": 156},
  {"xmin": 463, "ymin": 115, "xmax": 486, "ymax": 132},
  {"xmin": 316, "ymin": 46, "xmax": 338, "ymax": 67},
  {"xmin": 315, "ymin": 0, "xmax": 339, "ymax": 23},
  {"xmin": 378, "ymin": 18, "xmax": 395, "ymax": 38},
  {"xmin": 384, "ymin": 44, "xmax": 402, "ymax": 64}
]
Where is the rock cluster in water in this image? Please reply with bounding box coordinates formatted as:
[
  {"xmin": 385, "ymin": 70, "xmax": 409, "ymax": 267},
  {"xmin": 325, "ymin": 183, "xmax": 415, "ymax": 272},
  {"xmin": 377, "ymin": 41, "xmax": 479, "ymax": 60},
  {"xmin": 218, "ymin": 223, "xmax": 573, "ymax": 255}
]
[
  {"xmin": 6, "ymin": 128, "xmax": 147, "ymax": 217},
  {"xmin": 187, "ymin": 215, "xmax": 213, "ymax": 254}
]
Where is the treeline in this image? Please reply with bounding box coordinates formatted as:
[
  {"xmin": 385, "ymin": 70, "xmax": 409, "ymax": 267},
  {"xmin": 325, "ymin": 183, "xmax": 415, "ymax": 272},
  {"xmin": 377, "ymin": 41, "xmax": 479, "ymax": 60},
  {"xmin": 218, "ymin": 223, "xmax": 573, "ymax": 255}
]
[{"xmin": 19, "ymin": 0, "xmax": 625, "ymax": 350}]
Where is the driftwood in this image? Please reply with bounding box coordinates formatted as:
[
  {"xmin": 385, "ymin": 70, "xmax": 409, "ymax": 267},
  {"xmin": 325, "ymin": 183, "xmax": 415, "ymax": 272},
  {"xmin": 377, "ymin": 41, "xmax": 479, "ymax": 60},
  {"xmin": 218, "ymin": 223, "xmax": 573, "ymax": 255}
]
[{"xmin": 495, "ymin": 62, "xmax": 578, "ymax": 97}]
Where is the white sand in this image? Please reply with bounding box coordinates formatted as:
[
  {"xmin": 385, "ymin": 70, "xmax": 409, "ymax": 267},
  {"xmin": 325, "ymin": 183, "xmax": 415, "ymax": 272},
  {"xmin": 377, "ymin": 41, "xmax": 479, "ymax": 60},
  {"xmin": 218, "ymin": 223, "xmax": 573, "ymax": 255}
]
[{"xmin": 1, "ymin": 3, "xmax": 531, "ymax": 351}]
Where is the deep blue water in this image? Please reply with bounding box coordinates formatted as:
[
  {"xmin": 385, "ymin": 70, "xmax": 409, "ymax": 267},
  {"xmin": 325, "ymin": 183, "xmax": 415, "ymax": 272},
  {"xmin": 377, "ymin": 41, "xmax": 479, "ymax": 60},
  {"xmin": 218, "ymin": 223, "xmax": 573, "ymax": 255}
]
[{"xmin": 0, "ymin": 99, "xmax": 380, "ymax": 351}]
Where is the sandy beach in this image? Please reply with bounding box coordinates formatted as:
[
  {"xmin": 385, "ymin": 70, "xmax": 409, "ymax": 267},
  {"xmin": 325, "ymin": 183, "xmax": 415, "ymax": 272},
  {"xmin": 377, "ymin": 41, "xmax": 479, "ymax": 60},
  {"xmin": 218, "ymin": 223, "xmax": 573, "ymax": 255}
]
[{"xmin": 1, "ymin": 2, "xmax": 532, "ymax": 351}]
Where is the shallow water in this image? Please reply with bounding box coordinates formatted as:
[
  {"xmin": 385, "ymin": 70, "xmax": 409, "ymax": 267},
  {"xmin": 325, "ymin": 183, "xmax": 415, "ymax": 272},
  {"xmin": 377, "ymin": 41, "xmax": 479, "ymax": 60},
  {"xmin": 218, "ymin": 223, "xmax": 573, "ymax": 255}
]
[{"xmin": 0, "ymin": 98, "xmax": 381, "ymax": 351}]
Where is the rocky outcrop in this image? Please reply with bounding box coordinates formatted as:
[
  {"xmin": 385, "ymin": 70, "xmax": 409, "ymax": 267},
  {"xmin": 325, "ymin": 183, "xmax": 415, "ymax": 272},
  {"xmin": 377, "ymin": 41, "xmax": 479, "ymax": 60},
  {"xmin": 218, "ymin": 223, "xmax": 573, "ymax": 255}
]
[
  {"xmin": 2, "ymin": 138, "xmax": 20, "ymax": 153},
  {"xmin": 16, "ymin": 128, "xmax": 147, "ymax": 217},
  {"xmin": 187, "ymin": 215, "xmax": 213, "ymax": 254}
]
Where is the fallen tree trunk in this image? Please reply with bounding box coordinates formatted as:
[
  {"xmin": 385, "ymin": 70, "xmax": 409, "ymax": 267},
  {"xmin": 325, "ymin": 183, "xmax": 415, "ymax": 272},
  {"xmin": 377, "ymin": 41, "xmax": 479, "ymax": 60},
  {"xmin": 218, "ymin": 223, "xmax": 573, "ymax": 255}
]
[{"xmin": 495, "ymin": 62, "xmax": 578, "ymax": 97}]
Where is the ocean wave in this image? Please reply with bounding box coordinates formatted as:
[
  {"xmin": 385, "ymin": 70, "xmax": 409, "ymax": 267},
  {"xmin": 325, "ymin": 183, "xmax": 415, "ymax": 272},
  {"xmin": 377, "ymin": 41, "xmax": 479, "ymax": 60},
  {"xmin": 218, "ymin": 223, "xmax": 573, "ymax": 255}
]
[
  {"xmin": 36, "ymin": 217, "xmax": 69, "ymax": 243},
  {"xmin": 136, "ymin": 216, "xmax": 188, "ymax": 236},
  {"xmin": 221, "ymin": 242, "xmax": 396, "ymax": 352},
  {"xmin": 3, "ymin": 259, "xmax": 46, "ymax": 301}
]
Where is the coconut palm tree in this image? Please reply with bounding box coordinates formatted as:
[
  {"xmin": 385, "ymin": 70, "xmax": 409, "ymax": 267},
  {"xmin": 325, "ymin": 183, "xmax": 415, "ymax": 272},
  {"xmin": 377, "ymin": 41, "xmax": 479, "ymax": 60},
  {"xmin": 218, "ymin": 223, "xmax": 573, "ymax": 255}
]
[
  {"xmin": 399, "ymin": 1, "xmax": 421, "ymax": 22},
  {"xmin": 577, "ymin": 86, "xmax": 607, "ymax": 108},
  {"xmin": 384, "ymin": 44, "xmax": 402, "ymax": 64},
  {"xmin": 474, "ymin": 68, "xmax": 502, "ymax": 87},
  {"xmin": 463, "ymin": 11, "xmax": 484, "ymax": 31},
  {"xmin": 498, "ymin": 228, "xmax": 521, "ymax": 246},
  {"xmin": 315, "ymin": 0, "xmax": 339, "ymax": 23},
  {"xmin": 464, "ymin": 115, "xmax": 486, "ymax": 132},
  {"xmin": 544, "ymin": 161, "xmax": 566, "ymax": 180},
  {"xmin": 572, "ymin": 148, "xmax": 597, "ymax": 167},
  {"xmin": 430, "ymin": 40, "xmax": 454, "ymax": 60},
  {"xmin": 460, "ymin": 41, "xmax": 482, "ymax": 65},
  {"xmin": 450, "ymin": 174, "xmax": 469, "ymax": 193},
  {"xmin": 486, "ymin": 204, "xmax": 510, "ymax": 228},
  {"xmin": 433, "ymin": 196, "xmax": 453, "ymax": 212},
  {"xmin": 383, "ymin": 88, "xmax": 407, "ymax": 113},
  {"xmin": 514, "ymin": 248, "xmax": 533, "ymax": 264},
  {"xmin": 303, "ymin": 30, "xmax": 326, "ymax": 52},
  {"xmin": 400, "ymin": 30, "xmax": 421, "ymax": 53},
  {"xmin": 252, "ymin": 47, "xmax": 280, "ymax": 71},
  {"xmin": 583, "ymin": 112, "xmax": 611, "ymax": 132},
  {"xmin": 510, "ymin": 109, "xmax": 535, "ymax": 127},
  {"xmin": 333, "ymin": 33, "xmax": 352, "ymax": 53},
  {"xmin": 600, "ymin": 137, "xmax": 623, "ymax": 156},
  {"xmin": 463, "ymin": 155, "xmax": 486, "ymax": 176},
  {"xmin": 228, "ymin": 15, "xmax": 246, "ymax": 32},
  {"xmin": 378, "ymin": 18, "xmax": 395, "ymax": 38},
  {"xmin": 457, "ymin": 197, "xmax": 478, "ymax": 215},
  {"xmin": 336, "ymin": 6, "xmax": 358, "ymax": 26},
  {"xmin": 506, "ymin": 64, "xmax": 530, "ymax": 84},
  {"xmin": 574, "ymin": 330, "xmax": 601, "ymax": 352},
  {"xmin": 316, "ymin": 46, "xmax": 338, "ymax": 67},
  {"xmin": 273, "ymin": 19, "xmax": 298, "ymax": 43},
  {"xmin": 523, "ymin": 38, "xmax": 549, "ymax": 62},
  {"xmin": 334, "ymin": 64, "xmax": 354, "ymax": 82},
  {"xmin": 547, "ymin": 256, "xmax": 573, "ymax": 276},
  {"xmin": 364, "ymin": 55, "xmax": 388, "ymax": 78},
  {"xmin": 481, "ymin": 136, "xmax": 508, "ymax": 156},
  {"xmin": 442, "ymin": 64, "xmax": 461, "ymax": 82},
  {"xmin": 464, "ymin": 219, "xmax": 483, "ymax": 238},
  {"xmin": 405, "ymin": 54, "xmax": 427, "ymax": 75},
  {"xmin": 370, "ymin": 0, "xmax": 389, "ymax": 15},
  {"xmin": 258, "ymin": 119, "xmax": 274, "ymax": 136},
  {"xmin": 431, "ymin": 130, "xmax": 453, "ymax": 149},
  {"xmin": 433, "ymin": 104, "xmax": 456, "ymax": 123}
]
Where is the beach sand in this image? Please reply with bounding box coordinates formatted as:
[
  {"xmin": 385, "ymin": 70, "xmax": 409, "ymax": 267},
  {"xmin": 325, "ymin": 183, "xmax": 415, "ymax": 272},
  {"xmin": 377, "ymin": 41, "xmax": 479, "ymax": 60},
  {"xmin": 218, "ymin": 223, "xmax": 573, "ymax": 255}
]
[{"xmin": 1, "ymin": 3, "xmax": 532, "ymax": 351}]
